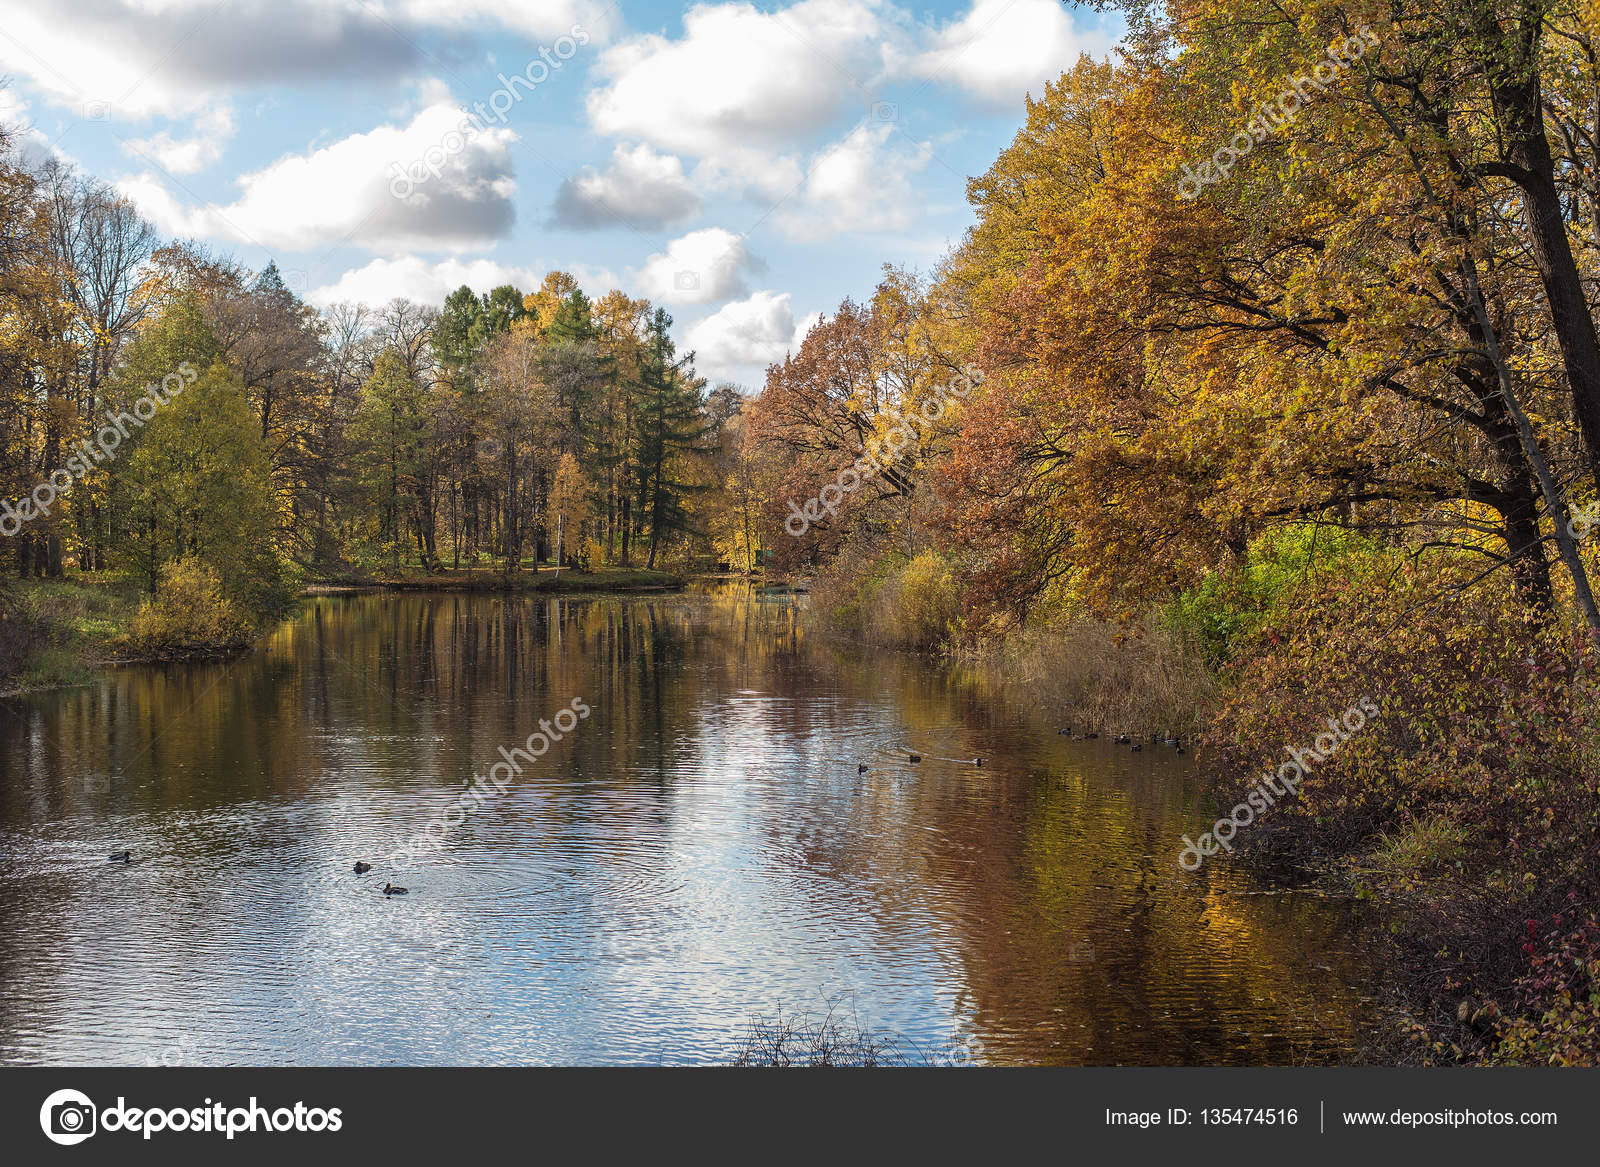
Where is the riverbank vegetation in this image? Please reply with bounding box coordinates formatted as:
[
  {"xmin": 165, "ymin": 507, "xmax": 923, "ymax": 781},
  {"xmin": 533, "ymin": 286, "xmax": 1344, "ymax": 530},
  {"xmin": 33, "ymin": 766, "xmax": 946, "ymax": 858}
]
[
  {"xmin": 728, "ymin": 2, "xmax": 1600, "ymax": 1063},
  {"xmin": 0, "ymin": 575, "xmax": 138, "ymax": 692}
]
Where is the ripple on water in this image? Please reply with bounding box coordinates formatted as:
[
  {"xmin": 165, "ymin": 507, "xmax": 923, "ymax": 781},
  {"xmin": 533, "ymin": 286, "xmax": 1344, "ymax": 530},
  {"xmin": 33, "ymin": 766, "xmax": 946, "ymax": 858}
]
[{"xmin": 0, "ymin": 589, "xmax": 1375, "ymax": 1065}]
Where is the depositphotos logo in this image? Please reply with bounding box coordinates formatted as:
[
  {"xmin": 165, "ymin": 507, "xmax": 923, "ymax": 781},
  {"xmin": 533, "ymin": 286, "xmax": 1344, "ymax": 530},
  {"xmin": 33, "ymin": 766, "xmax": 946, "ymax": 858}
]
[
  {"xmin": 39, "ymin": 1088, "xmax": 343, "ymax": 1143},
  {"xmin": 40, "ymin": 1090, "xmax": 96, "ymax": 1146}
]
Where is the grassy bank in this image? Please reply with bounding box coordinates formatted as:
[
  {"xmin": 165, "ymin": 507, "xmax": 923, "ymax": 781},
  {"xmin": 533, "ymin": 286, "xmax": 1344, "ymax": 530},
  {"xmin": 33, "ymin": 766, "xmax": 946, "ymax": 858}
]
[{"xmin": 0, "ymin": 576, "xmax": 142, "ymax": 694}]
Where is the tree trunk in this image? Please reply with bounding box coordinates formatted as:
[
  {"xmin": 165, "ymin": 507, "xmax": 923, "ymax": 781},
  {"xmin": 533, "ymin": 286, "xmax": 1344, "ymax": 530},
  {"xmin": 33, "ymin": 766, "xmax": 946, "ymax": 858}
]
[
  {"xmin": 1466, "ymin": 265, "xmax": 1600, "ymax": 631},
  {"xmin": 1485, "ymin": 25, "xmax": 1600, "ymax": 491}
]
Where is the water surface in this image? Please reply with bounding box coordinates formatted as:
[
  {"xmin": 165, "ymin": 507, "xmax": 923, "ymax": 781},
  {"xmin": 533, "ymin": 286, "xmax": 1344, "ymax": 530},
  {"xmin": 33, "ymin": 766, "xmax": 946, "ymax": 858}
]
[{"xmin": 0, "ymin": 585, "xmax": 1374, "ymax": 1065}]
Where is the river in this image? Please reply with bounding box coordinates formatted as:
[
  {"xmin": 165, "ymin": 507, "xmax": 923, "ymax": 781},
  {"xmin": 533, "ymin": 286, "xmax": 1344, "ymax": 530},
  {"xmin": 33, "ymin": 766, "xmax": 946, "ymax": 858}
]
[{"xmin": 0, "ymin": 583, "xmax": 1374, "ymax": 1065}]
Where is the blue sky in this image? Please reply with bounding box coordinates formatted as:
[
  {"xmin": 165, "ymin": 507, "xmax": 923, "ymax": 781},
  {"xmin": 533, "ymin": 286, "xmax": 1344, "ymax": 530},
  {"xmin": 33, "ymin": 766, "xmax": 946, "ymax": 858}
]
[{"xmin": 0, "ymin": 0, "xmax": 1121, "ymax": 387}]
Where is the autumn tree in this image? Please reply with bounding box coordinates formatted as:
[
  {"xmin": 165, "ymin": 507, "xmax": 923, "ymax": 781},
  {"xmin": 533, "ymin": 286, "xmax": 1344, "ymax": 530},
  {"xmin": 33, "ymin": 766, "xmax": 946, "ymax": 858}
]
[{"xmin": 121, "ymin": 359, "xmax": 283, "ymax": 611}]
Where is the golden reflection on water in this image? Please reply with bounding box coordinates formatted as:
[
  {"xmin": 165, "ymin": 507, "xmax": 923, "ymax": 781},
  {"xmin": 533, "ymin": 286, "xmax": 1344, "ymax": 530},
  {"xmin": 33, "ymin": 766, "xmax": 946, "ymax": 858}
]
[{"xmin": 0, "ymin": 583, "xmax": 1376, "ymax": 1065}]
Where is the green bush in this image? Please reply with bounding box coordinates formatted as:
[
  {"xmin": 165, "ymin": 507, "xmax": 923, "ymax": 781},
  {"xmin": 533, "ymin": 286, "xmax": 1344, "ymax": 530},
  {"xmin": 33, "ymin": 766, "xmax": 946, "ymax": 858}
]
[
  {"xmin": 126, "ymin": 557, "xmax": 255, "ymax": 654},
  {"xmin": 1168, "ymin": 523, "xmax": 1383, "ymax": 666}
]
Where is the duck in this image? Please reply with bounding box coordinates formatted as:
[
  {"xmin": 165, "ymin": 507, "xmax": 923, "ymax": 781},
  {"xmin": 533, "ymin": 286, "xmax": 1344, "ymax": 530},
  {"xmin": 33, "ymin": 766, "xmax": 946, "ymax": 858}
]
[
  {"xmin": 108, "ymin": 850, "xmax": 131, "ymax": 863},
  {"xmin": 1115, "ymin": 733, "xmax": 1131, "ymax": 745},
  {"xmin": 354, "ymin": 862, "xmax": 372, "ymax": 874},
  {"xmin": 1085, "ymin": 732, "xmax": 1099, "ymax": 740},
  {"xmin": 857, "ymin": 763, "xmax": 869, "ymax": 773},
  {"xmin": 383, "ymin": 883, "xmax": 408, "ymax": 896},
  {"xmin": 908, "ymin": 753, "xmax": 922, "ymax": 763},
  {"xmin": 974, "ymin": 757, "xmax": 985, "ymax": 767},
  {"xmin": 1175, "ymin": 745, "xmax": 1186, "ymax": 755},
  {"xmin": 1057, "ymin": 727, "xmax": 1071, "ymax": 735},
  {"xmin": 1130, "ymin": 743, "xmax": 1142, "ymax": 752},
  {"xmin": 1162, "ymin": 737, "xmax": 1181, "ymax": 747}
]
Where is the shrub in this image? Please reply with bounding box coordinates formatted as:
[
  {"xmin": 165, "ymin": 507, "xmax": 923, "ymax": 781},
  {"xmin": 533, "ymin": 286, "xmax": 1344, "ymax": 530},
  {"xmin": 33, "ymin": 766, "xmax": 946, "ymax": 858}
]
[
  {"xmin": 126, "ymin": 557, "xmax": 256, "ymax": 655},
  {"xmin": 808, "ymin": 549, "xmax": 963, "ymax": 651},
  {"xmin": 732, "ymin": 1003, "xmax": 983, "ymax": 1067},
  {"xmin": 0, "ymin": 583, "xmax": 49, "ymax": 684},
  {"xmin": 956, "ymin": 607, "xmax": 1216, "ymax": 734},
  {"xmin": 1205, "ymin": 556, "xmax": 1600, "ymax": 1063},
  {"xmin": 1487, "ymin": 907, "xmax": 1600, "ymax": 1066},
  {"xmin": 868, "ymin": 552, "xmax": 962, "ymax": 649}
]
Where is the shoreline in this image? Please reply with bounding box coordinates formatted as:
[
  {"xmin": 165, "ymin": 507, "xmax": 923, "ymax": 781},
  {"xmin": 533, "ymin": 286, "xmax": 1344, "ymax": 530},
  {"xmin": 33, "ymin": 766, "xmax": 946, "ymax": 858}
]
[
  {"xmin": 1, "ymin": 569, "xmax": 696, "ymax": 699},
  {"xmin": 299, "ymin": 567, "xmax": 688, "ymax": 595}
]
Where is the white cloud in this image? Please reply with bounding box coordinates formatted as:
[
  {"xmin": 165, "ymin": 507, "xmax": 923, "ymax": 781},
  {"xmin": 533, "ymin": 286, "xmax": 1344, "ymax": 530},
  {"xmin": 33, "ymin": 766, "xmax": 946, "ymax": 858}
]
[
  {"xmin": 774, "ymin": 122, "xmax": 931, "ymax": 240},
  {"xmin": 689, "ymin": 148, "xmax": 806, "ymax": 204},
  {"xmin": 381, "ymin": 0, "xmax": 613, "ymax": 41},
  {"xmin": 900, "ymin": 0, "xmax": 1108, "ymax": 108},
  {"xmin": 0, "ymin": 88, "xmax": 71, "ymax": 170},
  {"xmin": 118, "ymin": 100, "xmax": 519, "ymax": 253},
  {"xmin": 551, "ymin": 144, "xmax": 701, "ymax": 230},
  {"xmin": 309, "ymin": 256, "xmax": 538, "ymax": 308},
  {"xmin": 121, "ymin": 107, "xmax": 236, "ymax": 175},
  {"xmin": 630, "ymin": 227, "xmax": 765, "ymax": 306},
  {"xmin": 308, "ymin": 256, "xmax": 621, "ymax": 309},
  {"xmin": 586, "ymin": 0, "xmax": 888, "ymax": 158},
  {"xmin": 582, "ymin": 0, "xmax": 1088, "ymax": 229},
  {"xmin": 685, "ymin": 290, "xmax": 816, "ymax": 382},
  {"xmin": 0, "ymin": 0, "xmax": 612, "ymax": 118}
]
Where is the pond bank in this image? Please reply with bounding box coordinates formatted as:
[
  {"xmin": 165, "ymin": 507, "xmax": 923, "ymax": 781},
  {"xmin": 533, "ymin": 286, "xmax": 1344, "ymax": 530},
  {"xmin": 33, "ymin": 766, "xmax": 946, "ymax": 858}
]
[{"xmin": 1, "ymin": 568, "xmax": 693, "ymax": 698}]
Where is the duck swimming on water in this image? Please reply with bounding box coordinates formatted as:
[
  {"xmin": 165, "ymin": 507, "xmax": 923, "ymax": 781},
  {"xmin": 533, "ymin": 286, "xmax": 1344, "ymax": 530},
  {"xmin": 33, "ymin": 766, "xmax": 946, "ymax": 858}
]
[
  {"xmin": 354, "ymin": 862, "xmax": 371, "ymax": 874},
  {"xmin": 108, "ymin": 851, "xmax": 131, "ymax": 863},
  {"xmin": 383, "ymin": 883, "xmax": 407, "ymax": 896}
]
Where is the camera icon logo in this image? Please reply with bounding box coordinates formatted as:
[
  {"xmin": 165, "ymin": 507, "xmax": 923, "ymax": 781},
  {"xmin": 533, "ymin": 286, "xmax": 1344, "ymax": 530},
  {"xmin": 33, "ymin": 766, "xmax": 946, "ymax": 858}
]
[
  {"xmin": 40, "ymin": 1088, "xmax": 97, "ymax": 1146},
  {"xmin": 673, "ymin": 269, "xmax": 699, "ymax": 292},
  {"xmin": 83, "ymin": 101, "xmax": 112, "ymax": 122},
  {"xmin": 872, "ymin": 101, "xmax": 897, "ymax": 121}
]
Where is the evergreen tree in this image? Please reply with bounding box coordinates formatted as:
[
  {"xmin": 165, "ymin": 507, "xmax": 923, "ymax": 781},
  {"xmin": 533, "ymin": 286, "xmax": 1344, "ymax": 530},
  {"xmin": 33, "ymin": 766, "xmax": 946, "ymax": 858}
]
[{"xmin": 632, "ymin": 309, "xmax": 710, "ymax": 569}]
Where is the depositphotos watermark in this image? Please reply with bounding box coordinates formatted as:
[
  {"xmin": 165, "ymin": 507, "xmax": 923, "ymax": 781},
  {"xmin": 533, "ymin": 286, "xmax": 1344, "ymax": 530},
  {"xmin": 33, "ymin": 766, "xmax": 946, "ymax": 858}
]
[
  {"xmin": 1, "ymin": 362, "xmax": 197, "ymax": 537},
  {"xmin": 144, "ymin": 1033, "xmax": 199, "ymax": 1068},
  {"xmin": 389, "ymin": 26, "xmax": 589, "ymax": 200},
  {"xmin": 1177, "ymin": 25, "xmax": 1379, "ymax": 199},
  {"xmin": 40, "ymin": 1089, "xmax": 342, "ymax": 1145},
  {"xmin": 785, "ymin": 367, "xmax": 980, "ymax": 537},
  {"xmin": 385, "ymin": 696, "xmax": 591, "ymax": 862},
  {"xmin": 1567, "ymin": 498, "xmax": 1600, "ymax": 540},
  {"xmin": 1178, "ymin": 695, "xmax": 1380, "ymax": 871}
]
